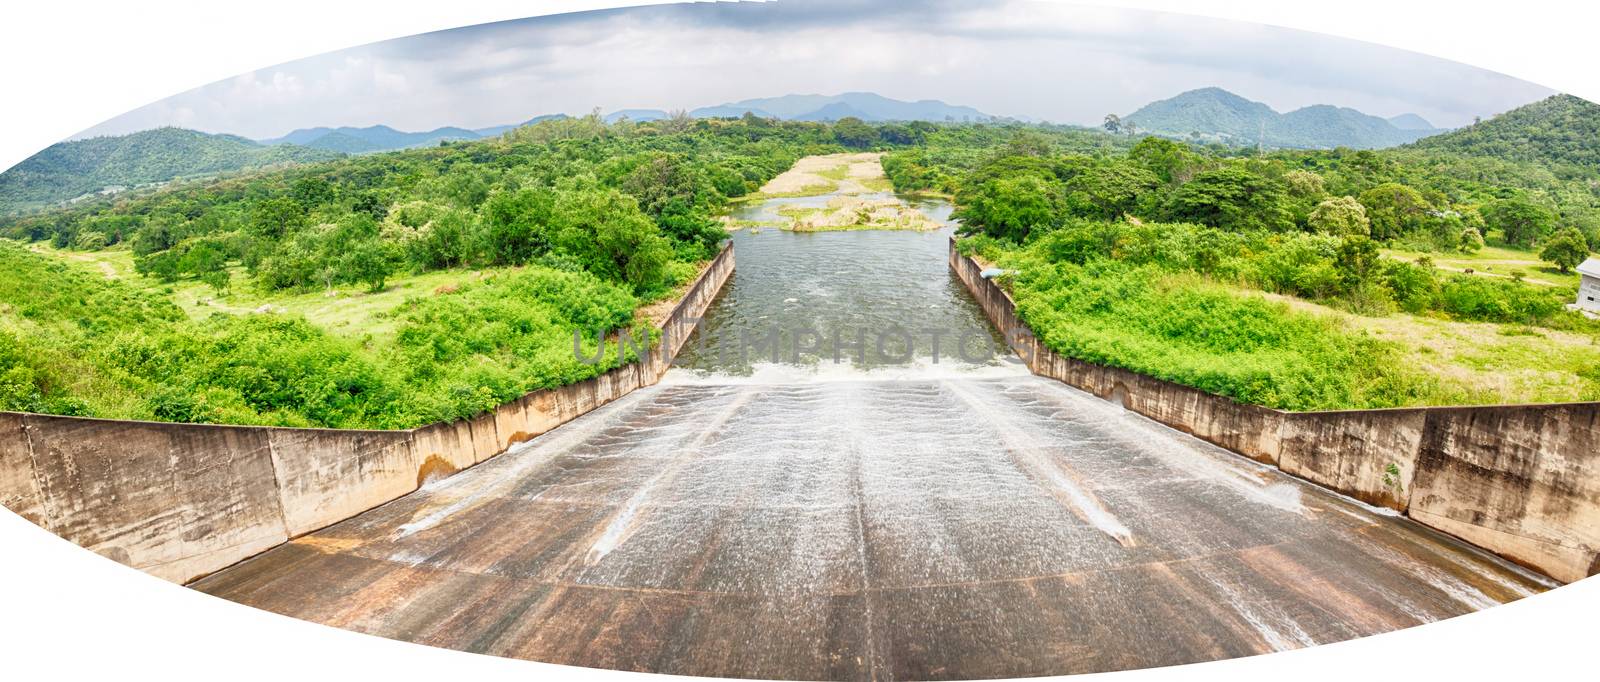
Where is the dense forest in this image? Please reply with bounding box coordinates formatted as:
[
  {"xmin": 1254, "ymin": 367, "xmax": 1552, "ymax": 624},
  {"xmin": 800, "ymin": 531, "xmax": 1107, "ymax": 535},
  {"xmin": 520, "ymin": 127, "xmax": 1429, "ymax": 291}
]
[
  {"xmin": 0, "ymin": 113, "xmax": 942, "ymax": 427},
  {"xmin": 1409, "ymin": 94, "xmax": 1600, "ymax": 177},
  {"xmin": 3, "ymin": 93, "xmax": 1599, "ymax": 424},
  {"xmin": 887, "ymin": 95, "xmax": 1600, "ymax": 410}
]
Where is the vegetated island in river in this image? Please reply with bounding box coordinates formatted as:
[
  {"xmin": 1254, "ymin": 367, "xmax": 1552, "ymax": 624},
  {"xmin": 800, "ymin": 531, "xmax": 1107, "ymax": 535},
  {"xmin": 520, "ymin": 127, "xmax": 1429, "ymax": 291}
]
[{"xmin": 724, "ymin": 153, "xmax": 946, "ymax": 233}]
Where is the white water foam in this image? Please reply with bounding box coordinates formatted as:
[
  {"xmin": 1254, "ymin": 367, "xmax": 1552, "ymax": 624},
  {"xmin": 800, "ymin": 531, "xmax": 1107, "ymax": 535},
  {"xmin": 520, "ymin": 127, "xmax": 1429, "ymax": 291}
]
[
  {"xmin": 389, "ymin": 387, "xmax": 659, "ymax": 541},
  {"xmin": 941, "ymin": 378, "xmax": 1137, "ymax": 547},
  {"xmin": 660, "ymin": 356, "xmax": 1031, "ymax": 386},
  {"xmin": 1028, "ymin": 381, "xmax": 1308, "ymax": 516}
]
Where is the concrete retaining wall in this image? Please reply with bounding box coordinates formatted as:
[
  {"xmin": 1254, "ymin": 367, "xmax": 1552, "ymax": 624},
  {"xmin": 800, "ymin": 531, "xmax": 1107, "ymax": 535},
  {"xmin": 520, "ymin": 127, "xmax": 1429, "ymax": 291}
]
[
  {"xmin": 0, "ymin": 244, "xmax": 734, "ymax": 583},
  {"xmin": 951, "ymin": 239, "xmax": 1600, "ymax": 583}
]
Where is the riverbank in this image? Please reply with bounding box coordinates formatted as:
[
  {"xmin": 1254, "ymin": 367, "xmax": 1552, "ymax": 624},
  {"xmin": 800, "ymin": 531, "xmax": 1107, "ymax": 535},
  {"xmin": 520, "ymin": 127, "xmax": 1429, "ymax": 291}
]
[
  {"xmin": 725, "ymin": 153, "xmax": 945, "ymax": 233},
  {"xmin": 0, "ymin": 239, "xmax": 716, "ymax": 429}
]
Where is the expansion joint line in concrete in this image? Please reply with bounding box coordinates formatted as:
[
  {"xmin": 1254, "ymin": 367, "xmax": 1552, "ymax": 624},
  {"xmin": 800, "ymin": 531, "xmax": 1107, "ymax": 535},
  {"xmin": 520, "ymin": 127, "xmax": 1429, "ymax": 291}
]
[
  {"xmin": 262, "ymin": 435, "xmax": 294, "ymax": 541},
  {"xmin": 20, "ymin": 419, "xmax": 59, "ymax": 530}
]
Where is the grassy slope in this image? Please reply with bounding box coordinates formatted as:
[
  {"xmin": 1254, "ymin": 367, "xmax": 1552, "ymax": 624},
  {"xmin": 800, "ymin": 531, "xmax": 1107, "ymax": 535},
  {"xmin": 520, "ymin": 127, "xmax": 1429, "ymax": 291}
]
[
  {"xmin": 0, "ymin": 128, "xmax": 342, "ymax": 212},
  {"xmin": 33, "ymin": 244, "xmax": 513, "ymax": 344},
  {"xmin": 1382, "ymin": 244, "xmax": 1582, "ymax": 289},
  {"xmin": 1250, "ymin": 288, "xmax": 1600, "ymax": 405},
  {"xmin": 974, "ymin": 239, "xmax": 1600, "ymax": 410},
  {"xmin": 3, "ymin": 240, "xmax": 674, "ymax": 428}
]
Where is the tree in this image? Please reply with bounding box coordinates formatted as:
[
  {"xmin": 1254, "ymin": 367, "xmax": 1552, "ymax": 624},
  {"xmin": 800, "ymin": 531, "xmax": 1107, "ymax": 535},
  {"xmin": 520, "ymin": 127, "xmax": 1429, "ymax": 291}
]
[
  {"xmin": 832, "ymin": 117, "xmax": 876, "ymax": 148},
  {"xmin": 1284, "ymin": 170, "xmax": 1328, "ymax": 201},
  {"xmin": 1003, "ymin": 131, "xmax": 1053, "ymax": 158},
  {"xmin": 1162, "ymin": 166, "xmax": 1293, "ymax": 232},
  {"xmin": 1458, "ymin": 227, "xmax": 1486, "ymax": 254},
  {"xmin": 660, "ymin": 109, "xmax": 693, "ymax": 134},
  {"xmin": 1335, "ymin": 235, "xmax": 1382, "ymax": 289},
  {"xmin": 177, "ymin": 240, "xmax": 228, "ymax": 277},
  {"xmin": 1062, "ymin": 161, "xmax": 1159, "ymax": 220},
  {"xmin": 248, "ymin": 197, "xmax": 308, "ymax": 240},
  {"xmin": 952, "ymin": 173, "xmax": 1064, "ymax": 242},
  {"xmin": 1357, "ymin": 183, "xmax": 1430, "ymax": 240},
  {"xmin": 1102, "ymin": 114, "xmax": 1123, "ymax": 135},
  {"xmin": 344, "ymin": 239, "xmax": 400, "ymax": 293},
  {"xmin": 622, "ymin": 153, "xmax": 710, "ymax": 217},
  {"xmin": 290, "ymin": 176, "xmax": 335, "ymax": 208},
  {"xmin": 548, "ymin": 187, "xmax": 672, "ymax": 293},
  {"xmin": 1283, "ymin": 170, "xmax": 1327, "ymax": 225},
  {"xmin": 479, "ymin": 188, "xmax": 556, "ymax": 265},
  {"xmin": 1482, "ymin": 197, "xmax": 1556, "ymax": 248},
  {"xmin": 1539, "ymin": 227, "xmax": 1591, "ymax": 272},
  {"xmin": 72, "ymin": 231, "xmax": 109, "ymax": 250},
  {"xmin": 1307, "ymin": 196, "xmax": 1371, "ymax": 236},
  {"xmin": 1128, "ymin": 137, "xmax": 1201, "ymax": 185},
  {"xmin": 200, "ymin": 269, "xmax": 230, "ymax": 294}
]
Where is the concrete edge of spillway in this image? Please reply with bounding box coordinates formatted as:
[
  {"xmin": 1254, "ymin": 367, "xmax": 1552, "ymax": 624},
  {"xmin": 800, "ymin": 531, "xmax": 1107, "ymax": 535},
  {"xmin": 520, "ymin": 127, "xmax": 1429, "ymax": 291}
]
[
  {"xmin": 947, "ymin": 236, "xmax": 1600, "ymax": 585},
  {"xmin": 0, "ymin": 243, "xmax": 737, "ymax": 584}
]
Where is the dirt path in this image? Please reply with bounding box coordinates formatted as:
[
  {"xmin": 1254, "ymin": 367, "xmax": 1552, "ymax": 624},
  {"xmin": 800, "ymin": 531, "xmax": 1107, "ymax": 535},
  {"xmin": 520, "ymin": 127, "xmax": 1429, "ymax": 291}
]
[{"xmin": 30, "ymin": 244, "xmax": 120, "ymax": 279}]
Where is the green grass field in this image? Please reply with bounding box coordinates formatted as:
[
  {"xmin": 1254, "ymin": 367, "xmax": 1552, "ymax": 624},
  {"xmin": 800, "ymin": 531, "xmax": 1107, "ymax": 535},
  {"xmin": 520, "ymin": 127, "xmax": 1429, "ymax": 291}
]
[
  {"xmin": 1251, "ymin": 288, "xmax": 1600, "ymax": 405},
  {"xmin": 1382, "ymin": 244, "xmax": 1581, "ymax": 289},
  {"xmin": 32, "ymin": 243, "xmax": 522, "ymax": 345}
]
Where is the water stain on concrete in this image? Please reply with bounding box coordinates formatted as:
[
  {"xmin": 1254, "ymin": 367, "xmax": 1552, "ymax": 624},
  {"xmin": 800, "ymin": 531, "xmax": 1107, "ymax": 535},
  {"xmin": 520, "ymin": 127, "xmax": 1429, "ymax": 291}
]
[{"xmin": 193, "ymin": 376, "xmax": 1551, "ymax": 680}]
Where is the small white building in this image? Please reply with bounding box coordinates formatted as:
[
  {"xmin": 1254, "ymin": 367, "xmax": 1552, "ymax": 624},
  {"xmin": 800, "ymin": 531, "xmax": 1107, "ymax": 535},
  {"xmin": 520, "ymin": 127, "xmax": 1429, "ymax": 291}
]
[{"xmin": 1577, "ymin": 257, "xmax": 1600, "ymax": 314}]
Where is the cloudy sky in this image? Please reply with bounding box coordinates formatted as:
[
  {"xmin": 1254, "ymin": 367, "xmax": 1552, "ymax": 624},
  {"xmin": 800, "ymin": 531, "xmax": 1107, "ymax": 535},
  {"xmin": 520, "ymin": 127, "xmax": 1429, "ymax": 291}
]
[{"xmin": 81, "ymin": 0, "xmax": 1555, "ymax": 140}]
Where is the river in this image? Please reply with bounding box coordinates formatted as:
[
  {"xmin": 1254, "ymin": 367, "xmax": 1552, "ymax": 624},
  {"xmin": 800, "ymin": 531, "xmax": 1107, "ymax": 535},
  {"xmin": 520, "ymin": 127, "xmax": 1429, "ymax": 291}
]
[{"xmin": 672, "ymin": 191, "xmax": 1015, "ymax": 378}]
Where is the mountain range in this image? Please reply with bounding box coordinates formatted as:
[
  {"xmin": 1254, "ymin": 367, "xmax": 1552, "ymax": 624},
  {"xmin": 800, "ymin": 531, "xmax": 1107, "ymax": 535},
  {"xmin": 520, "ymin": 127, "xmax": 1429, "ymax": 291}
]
[
  {"xmin": 262, "ymin": 93, "xmax": 997, "ymax": 153},
  {"xmin": 268, "ymin": 89, "xmax": 1425, "ymax": 155},
  {"xmin": 1124, "ymin": 87, "xmax": 1444, "ymax": 149},
  {"xmin": 690, "ymin": 92, "xmax": 995, "ymax": 122},
  {"xmin": 0, "ymin": 128, "xmax": 342, "ymax": 214},
  {"xmin": 11, "ymin": 89, "xmax": 1564, "ymax": 215},
  {"xmin": 258, "ymin": 116, "xmax": 573, "ymax": 154}
]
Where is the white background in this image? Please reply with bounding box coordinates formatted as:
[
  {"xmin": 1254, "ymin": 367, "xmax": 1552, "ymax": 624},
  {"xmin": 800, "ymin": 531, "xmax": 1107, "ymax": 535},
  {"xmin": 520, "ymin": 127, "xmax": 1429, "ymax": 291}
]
[{"xmin": 1, "ymin": 1, "xmax": 1595, "ymax": 679}]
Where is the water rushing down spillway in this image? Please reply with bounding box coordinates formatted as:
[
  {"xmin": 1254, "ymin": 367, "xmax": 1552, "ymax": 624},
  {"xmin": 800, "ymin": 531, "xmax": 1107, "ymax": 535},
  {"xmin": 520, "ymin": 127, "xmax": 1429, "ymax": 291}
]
[{"xmin": 195, "ymin": 178, "xmax": 1551, "ymax": 679}]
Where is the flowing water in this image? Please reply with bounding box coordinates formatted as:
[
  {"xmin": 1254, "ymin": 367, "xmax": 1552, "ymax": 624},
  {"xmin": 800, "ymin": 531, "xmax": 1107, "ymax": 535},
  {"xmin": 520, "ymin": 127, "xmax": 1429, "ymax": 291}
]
[
  {"xmin": 195, "ymin": 160, "xmax": 1552, "ymax": 679},
  {"xmin": 672, "ymin": 194, "xmax": 1014, "ymax": 378}
]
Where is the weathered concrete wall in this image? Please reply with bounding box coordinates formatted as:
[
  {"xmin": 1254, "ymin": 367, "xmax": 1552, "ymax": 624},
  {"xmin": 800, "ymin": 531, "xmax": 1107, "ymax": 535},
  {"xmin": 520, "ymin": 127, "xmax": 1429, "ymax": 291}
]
[
  {"xmin": 266, "ymin": 428, "xmax": 418, "ymax": 538},
  {"xmin": 18, "ymin": 414, "xmax": 291, "ymax": 583},
  {"xmin": 0, "ymin": 243, "xmax": 733, "ymax": 584},
  {"xmin": 949, "ymin": 244, "xmax": 1286, "ymax": 465},
  {"xmin": 0, "ymin": 412, "xmax": 45, "ymax": 526},
  {"xmin": 951, "ymin": 238, "xmax": 1600, "ymax": 583},
  {"xmin": 1278, "ymin": 409, "xmax": 1427, "ymax": 511},
  {"xmin": 1409, "ymin": 404, "xmax": 1600, "ymax": 583}
]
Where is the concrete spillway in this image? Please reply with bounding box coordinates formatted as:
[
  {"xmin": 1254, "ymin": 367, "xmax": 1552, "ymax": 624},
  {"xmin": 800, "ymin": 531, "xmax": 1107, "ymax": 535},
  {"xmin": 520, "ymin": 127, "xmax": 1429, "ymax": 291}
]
[{"xmin": 194, "ymin": 373, "xmax": 1549, "ymax": 679}]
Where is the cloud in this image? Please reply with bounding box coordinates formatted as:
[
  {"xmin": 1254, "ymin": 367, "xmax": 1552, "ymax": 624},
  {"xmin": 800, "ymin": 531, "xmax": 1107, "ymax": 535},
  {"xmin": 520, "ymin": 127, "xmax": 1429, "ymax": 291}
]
[{"xmin": 77, "ymin": 0, "xmax": 1555, "ymax": 140}]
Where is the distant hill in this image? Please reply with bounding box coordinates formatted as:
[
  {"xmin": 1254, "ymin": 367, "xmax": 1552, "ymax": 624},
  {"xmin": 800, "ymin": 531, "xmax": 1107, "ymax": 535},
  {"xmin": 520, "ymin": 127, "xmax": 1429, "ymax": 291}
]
[
  {"xmin": 472, "ymin": 114, "xmax": 568, "ymax": 138},
  {"xmin": 0, "ymin": 127, "xmax": 341, "ymax": 213},
  {"xmin": 253, "ymin": 93, "xmax": 994, "ymax": 154},
  {"xmin": 687, "ymin": 105, "xmax": 775, "ymax": 119},
  {"xmin": 1407, "ymin": 94, "xmax": 1600, "ymax": 174},
  {"xmin": 300, "ymin": 131, "xmax": 380, "ymax": 154},
  {"xmin": 1124, "ymin": 87, "xmax": 1439, "ymax": 149},
  {"xmin": 604, "ymin": 109, "xmax": 669, "ymax": 123},
  {"xmin": 1387, "ymin": 113, "xmax": 1438, "ymax": 131},
  {"xmin": 261, "ymin": 124, "xmax": 483, "ymax": 153},
  {"xmin": 263, "ymin": 115, "xmax": 587, "ymax": 151},
  {"xmin": 692, "ymin": 92, "xmax": 994, "ymax": 122}
]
